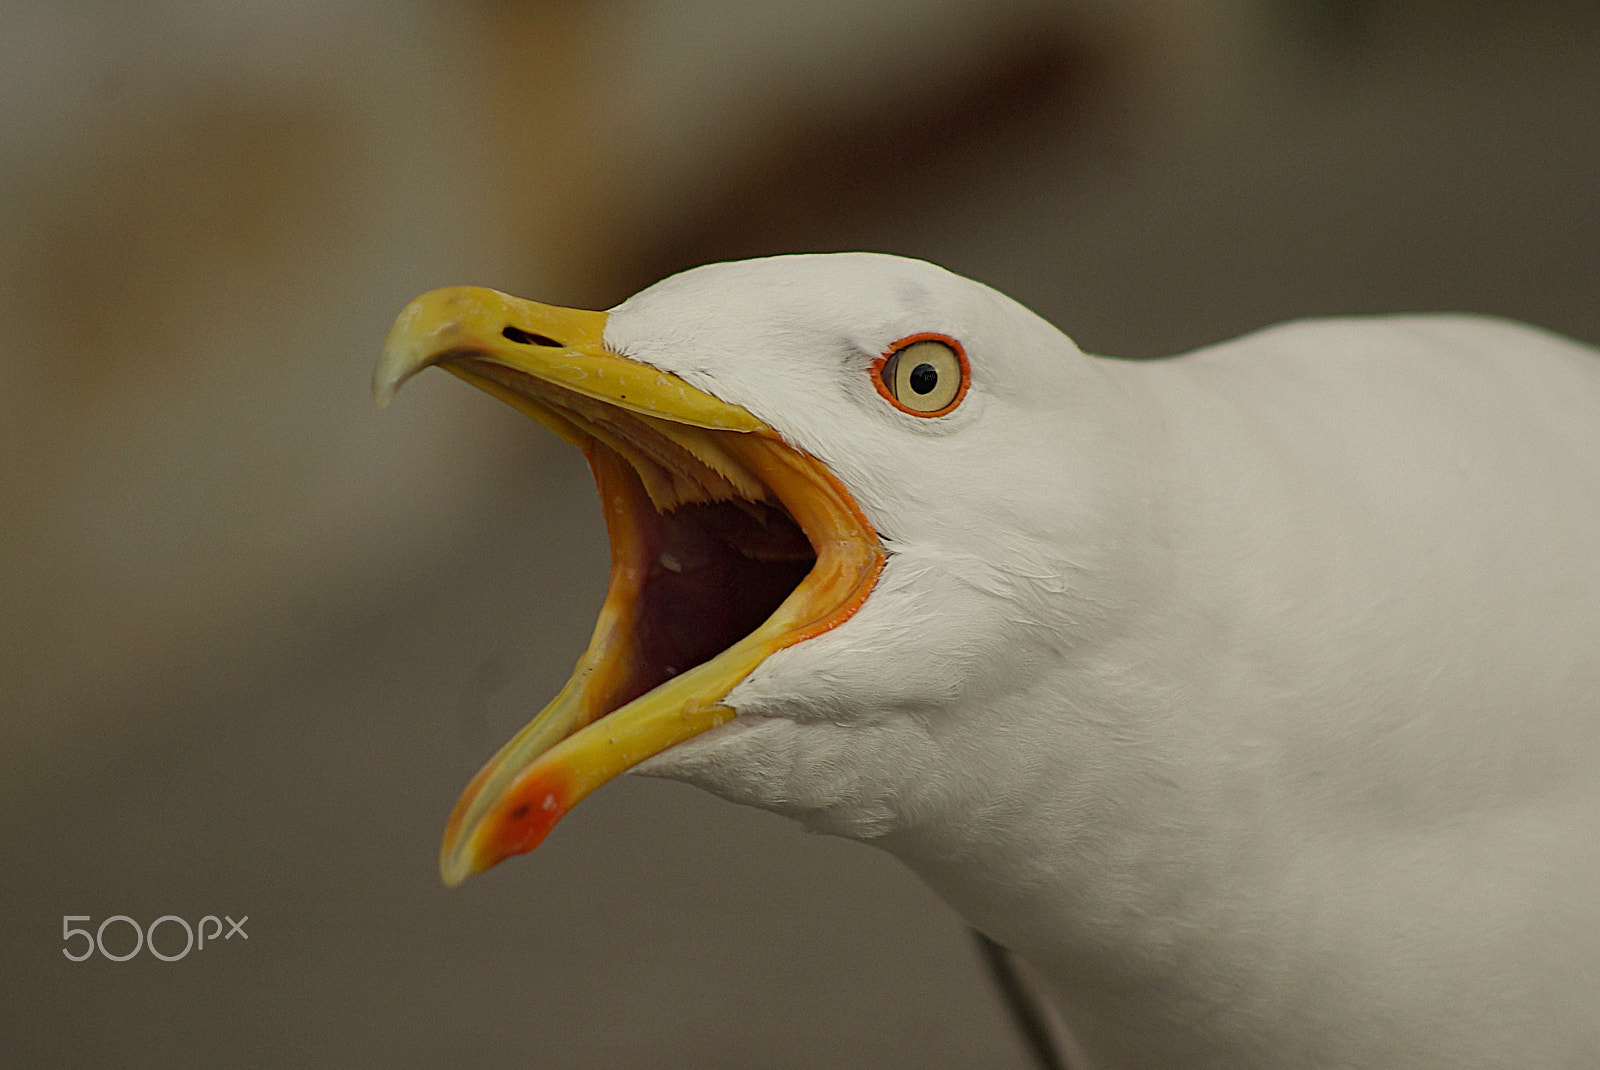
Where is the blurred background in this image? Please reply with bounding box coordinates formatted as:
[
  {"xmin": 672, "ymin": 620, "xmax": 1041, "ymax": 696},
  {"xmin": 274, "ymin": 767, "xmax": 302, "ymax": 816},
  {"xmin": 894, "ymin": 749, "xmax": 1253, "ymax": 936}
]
[{"xmin": 3, "ymin": 0, "xmax": 1596, "ymax": 1066}]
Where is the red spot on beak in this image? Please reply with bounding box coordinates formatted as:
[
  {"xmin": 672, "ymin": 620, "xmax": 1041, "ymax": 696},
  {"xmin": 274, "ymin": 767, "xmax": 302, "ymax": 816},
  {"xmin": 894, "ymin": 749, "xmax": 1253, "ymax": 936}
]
[{"xmin": 490, "ymin": 774, "xmax": 572, "ymax": 860}]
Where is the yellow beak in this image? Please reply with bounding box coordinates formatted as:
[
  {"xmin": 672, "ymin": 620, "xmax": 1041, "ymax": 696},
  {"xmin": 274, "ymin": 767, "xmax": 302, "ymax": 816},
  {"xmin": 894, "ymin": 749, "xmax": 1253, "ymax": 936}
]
[{"xmin": 377, "ymin": 287, "xmax": 883, "ymax": 887}]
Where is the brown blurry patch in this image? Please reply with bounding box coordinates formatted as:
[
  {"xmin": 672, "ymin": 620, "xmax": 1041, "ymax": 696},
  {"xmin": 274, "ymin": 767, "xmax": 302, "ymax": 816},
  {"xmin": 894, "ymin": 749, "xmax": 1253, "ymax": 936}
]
[
  {"xmin": 14, "ymin": 98, "xmax": 344, "ymax": 396},
  {"xmin": 476, "ymin": 5, "xmax": 1106, "ymax": 308},
  {"xmin": 0, "ymin": 93, "xmax": 350, "ymax": 764},
  {"xmin": 624, "ymin": 24, "xmax": 1109, "ymax": 293},
  {"xmin": 476, "ymin": 0, "xmax": 621, "ymax": 308}
]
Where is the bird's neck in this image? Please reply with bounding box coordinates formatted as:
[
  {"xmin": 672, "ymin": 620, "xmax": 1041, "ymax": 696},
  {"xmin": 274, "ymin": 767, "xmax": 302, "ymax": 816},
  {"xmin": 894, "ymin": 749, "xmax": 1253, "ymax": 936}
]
[{"xmin": 864, "ymin": 671, "xmax": 1311, "ymax": 1070}]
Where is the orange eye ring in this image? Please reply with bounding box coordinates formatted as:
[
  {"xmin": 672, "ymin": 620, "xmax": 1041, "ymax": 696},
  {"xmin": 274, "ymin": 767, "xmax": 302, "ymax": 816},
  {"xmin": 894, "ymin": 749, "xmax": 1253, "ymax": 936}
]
[{"xmin": 871, "ymin": 332, "xmax": 971, "ymax": 418}]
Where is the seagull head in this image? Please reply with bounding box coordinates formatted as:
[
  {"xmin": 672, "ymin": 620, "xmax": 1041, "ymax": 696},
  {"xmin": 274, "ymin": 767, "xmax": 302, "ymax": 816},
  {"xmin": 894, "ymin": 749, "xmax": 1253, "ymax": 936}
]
[{"xmin": 377, "ymin": 253, "xmax": 1142, "ymax": 886}]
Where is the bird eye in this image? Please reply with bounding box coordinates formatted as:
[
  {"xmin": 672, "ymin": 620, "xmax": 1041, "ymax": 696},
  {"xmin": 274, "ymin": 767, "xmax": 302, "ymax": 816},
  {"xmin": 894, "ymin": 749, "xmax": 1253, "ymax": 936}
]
[{"xmin": 875, "ymin": 336, "xmax": 968, "ymax": 416}]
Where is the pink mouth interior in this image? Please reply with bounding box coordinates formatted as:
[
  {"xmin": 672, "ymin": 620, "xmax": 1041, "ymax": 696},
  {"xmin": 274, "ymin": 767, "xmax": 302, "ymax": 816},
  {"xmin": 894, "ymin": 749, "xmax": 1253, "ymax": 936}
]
[{"xmin": 612, "ymin": 496, "xmax": 816, "ymax": 712}]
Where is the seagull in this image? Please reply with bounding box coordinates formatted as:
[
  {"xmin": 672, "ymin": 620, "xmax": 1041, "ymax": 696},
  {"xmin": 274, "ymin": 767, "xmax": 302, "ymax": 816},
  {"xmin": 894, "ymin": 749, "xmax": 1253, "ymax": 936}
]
[{"xmin": 376, "ymin": 253, "xmax": 1600, "ymax": 1069}]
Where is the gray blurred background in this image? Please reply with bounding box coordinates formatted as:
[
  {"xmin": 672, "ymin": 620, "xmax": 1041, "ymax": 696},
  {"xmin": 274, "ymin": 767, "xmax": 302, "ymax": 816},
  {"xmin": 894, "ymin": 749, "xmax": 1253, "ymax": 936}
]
[{"xmin": 3, "ymin": 1, "xmax": 1597, "ymax": 1066}]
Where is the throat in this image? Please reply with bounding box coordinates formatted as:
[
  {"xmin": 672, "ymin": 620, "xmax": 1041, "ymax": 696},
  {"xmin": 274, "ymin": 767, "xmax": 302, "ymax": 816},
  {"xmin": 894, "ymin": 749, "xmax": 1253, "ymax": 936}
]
[
  {"xmin": 619, "ymin": 498, "xmax": 814, "ymax": 708},
  {"xmin": 637, "ymin": 708, "xmax": 943, "ymax": 843}
]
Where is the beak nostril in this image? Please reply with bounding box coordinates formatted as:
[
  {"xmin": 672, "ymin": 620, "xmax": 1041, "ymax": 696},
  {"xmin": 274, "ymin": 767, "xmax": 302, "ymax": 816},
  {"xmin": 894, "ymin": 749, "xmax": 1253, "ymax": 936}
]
[{"xmin": 503, "ymin": 325, "xmax": 562, "ymax": 347}]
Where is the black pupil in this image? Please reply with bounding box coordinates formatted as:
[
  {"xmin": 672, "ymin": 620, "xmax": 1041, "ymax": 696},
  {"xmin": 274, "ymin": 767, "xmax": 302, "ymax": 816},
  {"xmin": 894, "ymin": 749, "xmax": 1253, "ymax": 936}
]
[{"xmin": 909, "ymin": 363, "xmax": 939, "ymax": 395}]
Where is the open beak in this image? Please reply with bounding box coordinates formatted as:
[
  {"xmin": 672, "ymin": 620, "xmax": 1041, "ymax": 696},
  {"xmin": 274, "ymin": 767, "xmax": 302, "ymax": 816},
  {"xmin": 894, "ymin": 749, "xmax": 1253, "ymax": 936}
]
[{"xmin": 377, "ymin": 287, "xmax": 884, "ymax": 886}]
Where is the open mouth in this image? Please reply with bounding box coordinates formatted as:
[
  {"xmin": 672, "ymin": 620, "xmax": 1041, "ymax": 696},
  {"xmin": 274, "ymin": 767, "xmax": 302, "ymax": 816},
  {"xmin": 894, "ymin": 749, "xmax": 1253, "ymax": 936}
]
[{"xmin": 376, "ymin": 287, "xmax": 883, "ymax": 885}]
